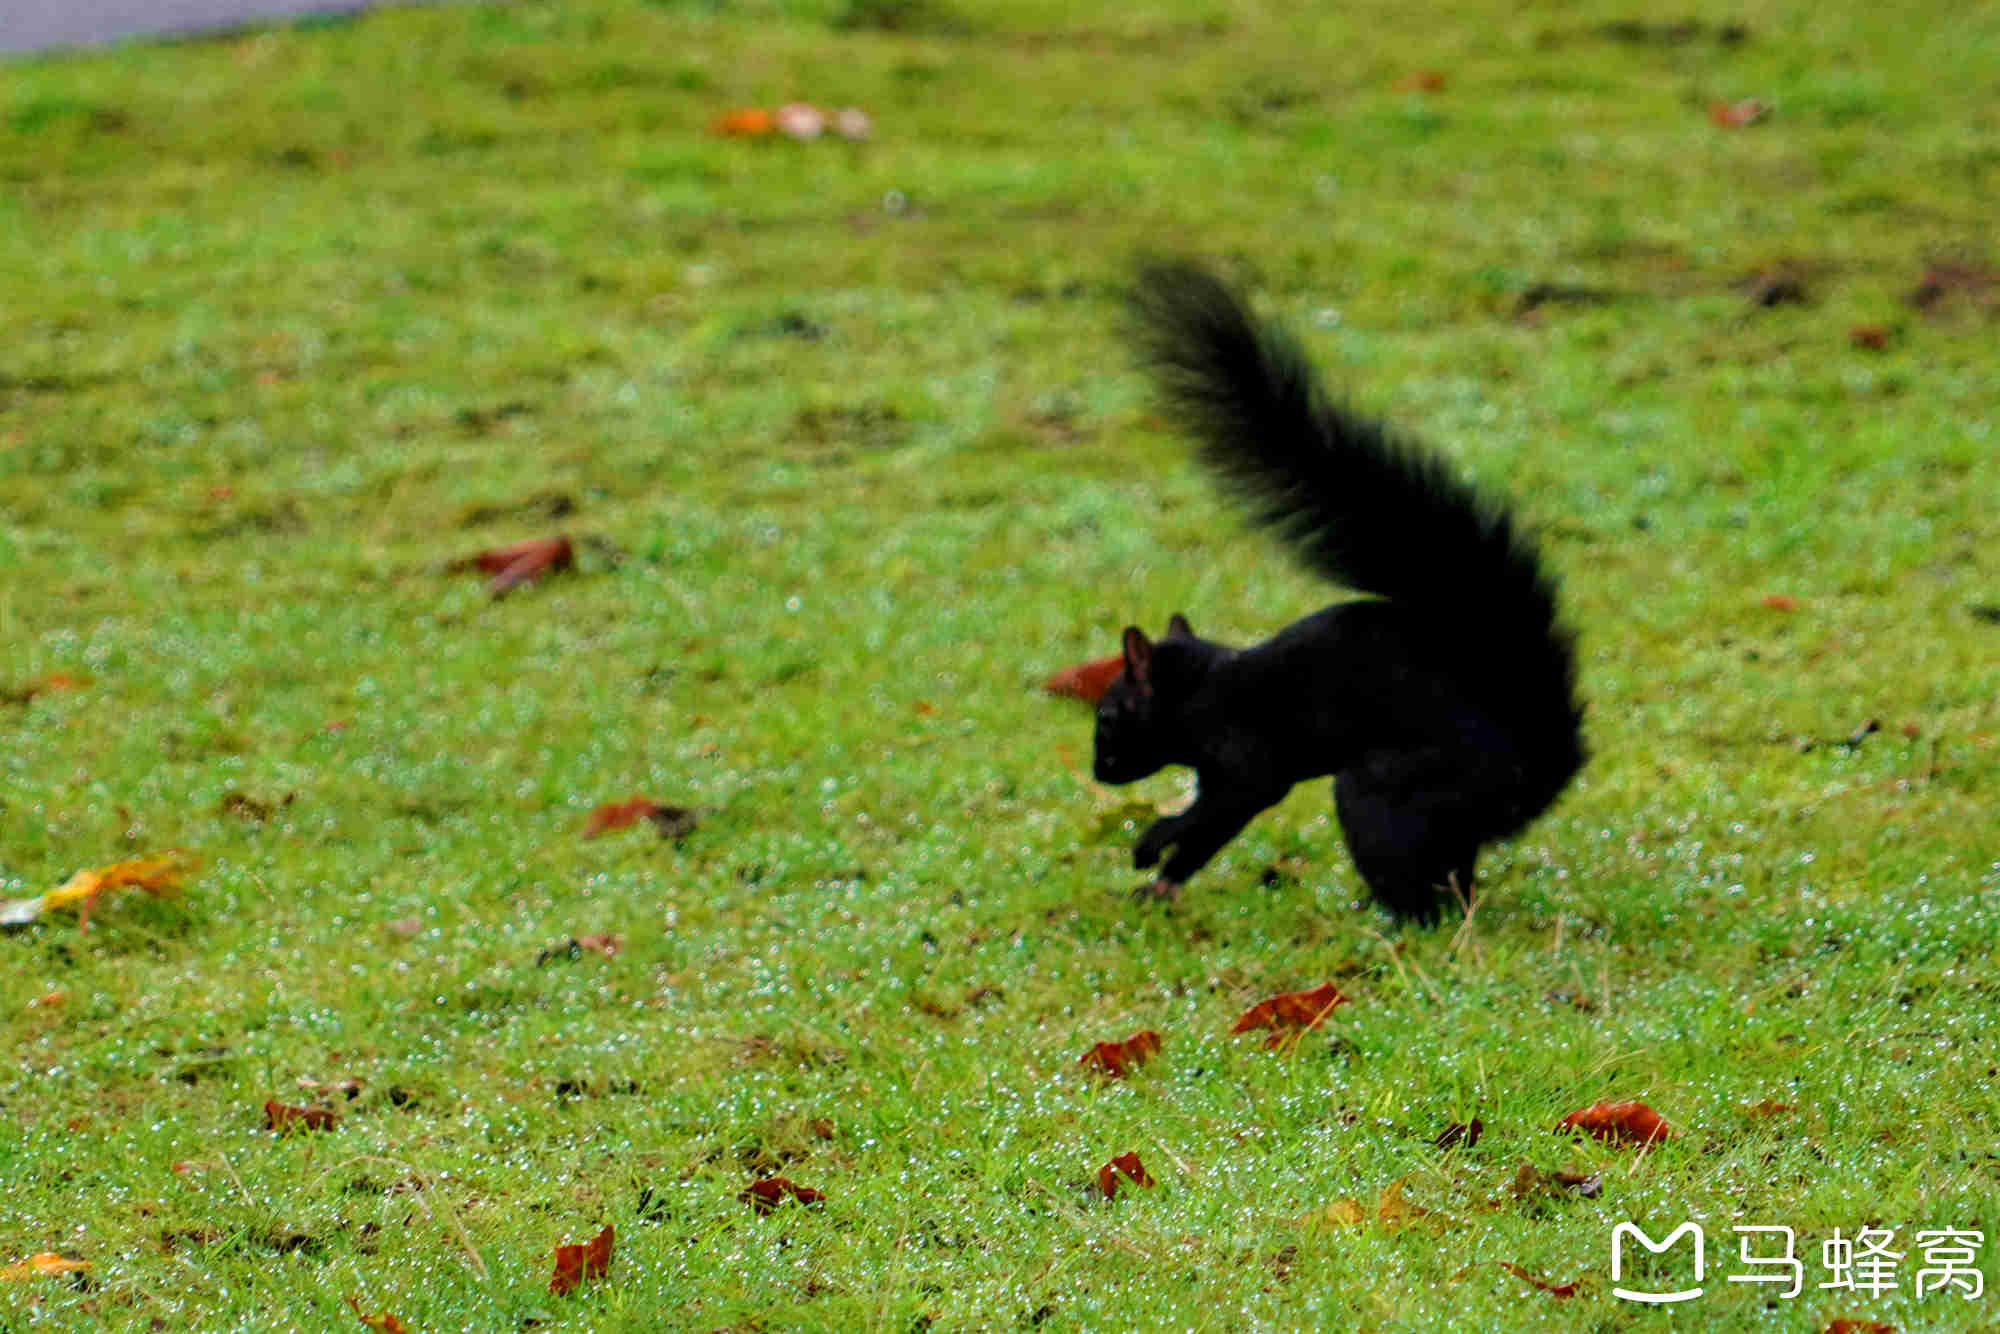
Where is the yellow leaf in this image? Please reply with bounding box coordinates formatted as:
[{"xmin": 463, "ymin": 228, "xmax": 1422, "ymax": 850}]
[
  {"xmin": 1, "ymin": 1252, "xmax": 91, "ymax": 1281},
  {"xmin": 1297, "ymin": 1197, "xmax": 1368, "ymax": 1228},
  {"xmin": 1297, "ymin": 1177, "xmax": 1444, "ymax": 1232}
]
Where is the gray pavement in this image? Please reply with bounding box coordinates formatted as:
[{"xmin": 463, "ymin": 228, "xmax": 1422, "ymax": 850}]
[{"xmin": 2, "ymin": 0, "xmax": 442, "ymax": 56}]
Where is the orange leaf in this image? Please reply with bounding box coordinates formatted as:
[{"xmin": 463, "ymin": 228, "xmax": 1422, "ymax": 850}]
[
  {"xmin": 264, "ymin": 1100, "xmax": 340, "ymax": 1133},
  {"xmin": 1741, "ymin": 1099, "xmax": 1794, "ymax": 1119},
  {"xmin": 1823, "ymin": 1321, "xmax": 1895, "ymax": 1334},
  {"xmin": 1496, "ymin": 1260, "xmax": 1581, "ymax": 1297},
  {"xmin": 713, "ymin": 107, "xmax": 776, "ymax": 137},
  {"xmin": 548, "ymin": 1223, "xmax": 613, "ymax": 1295},
  {"xmin": 345, "ymin": 1296, "xmax": 412, "ymax": 1332},
  {"xmin": 1229, "ymin": 983, "xmax": 1349, "ymax": 1048},
  {"xmin": 1762, "ymin": 594, "xmax": 1798, "ymax": 611},
  {"xmin": 1, "ymin": 850, "xmax": 195, "ymax": 930},
  {"xmin": 739, "ymin": 1176, "xmax": 825, "ymax": 1215},
  {"xmin": 1078, "ymin": 1029, "xmax": 1163, "ymax": 1078},
  {"xmin": 0, "ymin": 1252, "xmax": 91, "ymax": 1282},
  {"xmin": 1556, "ymin": 1100, "xmax": 1676, "ymax": 1147},
  {"xmin": 574, "ymin": 933, "xmax": 622, "ymax": 957},
  {"xmin": 1042, "ymin": 654, "xmax": 1125, "ymax": 704},
  {"xmin": 1096, "ymin": 1151, "xmax": 1155, "ymax": 1199},
  {"xmin": 1396, "ymin": 70, "xmax": 1447, "ymax": 92}
]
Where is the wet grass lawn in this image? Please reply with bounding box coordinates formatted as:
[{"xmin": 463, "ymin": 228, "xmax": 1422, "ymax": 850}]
[{"xmin": 3, "ymin": 0, "xmax": 1997, "ymax": 1329}]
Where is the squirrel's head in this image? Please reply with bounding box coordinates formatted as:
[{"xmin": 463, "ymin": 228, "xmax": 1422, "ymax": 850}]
[{"xmin": 1091, "ymin": 614, "xmax": 1200, "ymax": 784}]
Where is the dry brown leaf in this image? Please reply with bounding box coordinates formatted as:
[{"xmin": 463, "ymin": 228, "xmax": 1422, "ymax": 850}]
[
  {"xmin": 1042, "ymin": 654, "xmax": 1125, "ymax": 704},
  {"xmin": 1496, "ymin": 1260, "xmax": 1581, "ymax": 1297},
  {"xmin": 1509, "ymin": 1162, "xmax": 1602, "ymax": 1200},
  {"xmin": 1096, "ymin": 1151, "xmax": 1155, "ymax": 1199},
  {"xmin": 580, "ymin": 796, "xmax": 696, "ymax": 840},
  {"xmin": 1848, "ymin": 323, "xmax": 1892, "ymax": 351},
  {"xmin": 548, "ymin": 1224, "xmax": 613, "ymax": 1295},
  {"xmin": 450, "ymin": 534, "xmax": 574, "ymax": 597},
  {"xmin": 739, "ymin": 1177, "xmax": 825, "ymax": 1215},
  {"xmin": 264, "ymin": 1100, "xmax": 340, "ymax": 1133},
  {"xmin": 2, "ymin": 671, "xmax": 88, "ymax": 705},
  {"xmin": 1229, "ymin": 982, "xmax": 1349, "ymax": 1049},
  {"xmin": 1709, "ymin": 97, "xmax": 1772, "ymax": 127},
  {"xmin": 1433, "ymin": 1118, "xmax": 1482, "ymax": 1150},
  {"xmin": 345, "ymin": 1295, "xmax": 412, "ymax": 1331},
  {"xmin": 1078, "ymin": 1029, "xmax": 1163, "ymax": 1078}
]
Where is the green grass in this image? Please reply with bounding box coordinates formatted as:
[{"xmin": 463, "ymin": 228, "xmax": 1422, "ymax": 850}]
[{"xmin": 3, "ymin": 0, "xmax": 1997, "ymax": 1329}]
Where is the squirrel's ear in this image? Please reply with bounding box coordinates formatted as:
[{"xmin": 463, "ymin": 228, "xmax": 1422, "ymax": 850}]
[
  {"xmin": 1165, "ymin": 612, "xmax": 1195, "ymax": 640},
  {"xmin": 1121, "ymin": 626, "xmax": 1154, "ymax": 691}
]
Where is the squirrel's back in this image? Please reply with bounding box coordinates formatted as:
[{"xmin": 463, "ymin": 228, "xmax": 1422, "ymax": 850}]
[{"xmin": 1131, "ymin": 262, "xmax": 1584, "ymax": 782}]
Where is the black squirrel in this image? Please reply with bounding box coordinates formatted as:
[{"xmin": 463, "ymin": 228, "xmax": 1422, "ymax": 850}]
[{"xmin": 1092, "ymin": 263, "xmax": 1586, "ymax": 921}]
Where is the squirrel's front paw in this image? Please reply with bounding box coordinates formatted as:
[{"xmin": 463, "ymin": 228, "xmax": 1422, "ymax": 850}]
[
  {"xmin": 1133, "ymin": 818, "xmax": 1178, "ymax": 869},
  {"xmin": 1129, "ymin": 877, "xmax": 1182, "ymax": 904}
]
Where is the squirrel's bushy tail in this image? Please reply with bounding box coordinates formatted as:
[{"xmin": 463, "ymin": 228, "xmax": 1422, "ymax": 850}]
[{"xmin": 1131, "ymin": 261, "xmax": 1584, "ymax": 786}]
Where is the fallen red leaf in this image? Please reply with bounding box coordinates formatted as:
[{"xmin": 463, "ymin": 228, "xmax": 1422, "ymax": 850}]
[
  {"xmin": 1496, "ymin": 1260, "xmax": 1581, "ymax": 1297},
  {"xmin": 1078, "ymin": 1029, "xmax": 1163, "ymax": 1078},
  {"xmin": 1741, "ymin": 1099, "xmax": 1794, "ymax": 1119},
  {"xmin": 1709, "ymin": 97, "xmax": 1771, "ymax": 127},
  {"xmin": 345, "ymin": 1296, "xmax": 412, "ymax": 1332},
  {"xmin": 1396, "ymin": 69, "xmax": 1447, "ymax": 92},
  {"xmin": 1762, "ymin": 594, "xmax": 1798, "ymax": 611},
  {"xmin": 582, "ymin": 796, "xmax": 657, "ymax": 838},
  {"xmin": 739, "ymin": 1177, "xmax": 825, "ymax": 1215},
  {"xmin": 548, "ymin": 1223, "xmax": 613, "ymax": 1295},
  {"xmin": 493, "ymin": 535, "xmax": 574, "ymax": 596},
  {"xmin": 264, "ymin": 1100, "xmax": 339, "ymax": 1133},
  {"xmin": 1229, "ymin": 983, "xmax": 1350, "ymax": 1048},
  {"xmin": 451, "ymin": 534, "xmax": 573, "ymax": 596},
  {"xmin": 1556, "ymin": 1100, "xmax": 1676, "ymax": 1147},
  {"xmin": 1097, "ymin": 1151, "xmax": 1155, "ymax": 1199},
  {"xmin": 1042, "ymin": 655, "xmax": 1125, "ymax": 704},
  {"xmin": 580, "ymin": 796, "xmax": 695, "ymax": 839},
  {"xmin": 3, "ymin": 670, "xmax": 88, "ymax": 704},
  {"xmin": 574, "ymin": 933, "xmax": 622, "ymax": 957},
  {"xmin": 1822, "ymin": 1321, "xmax": 1895, "ymax": 1334}
]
